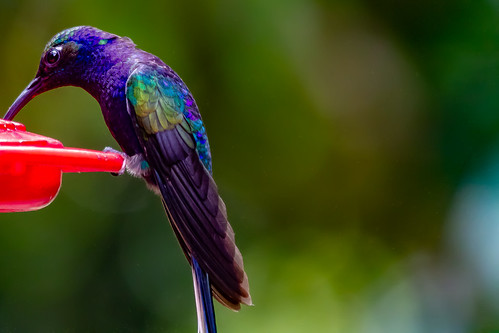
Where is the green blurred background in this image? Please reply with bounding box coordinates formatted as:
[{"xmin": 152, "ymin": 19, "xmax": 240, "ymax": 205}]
[{"xmin": 0, "ymin": 0, "xmax": 498, "ymax": 332}]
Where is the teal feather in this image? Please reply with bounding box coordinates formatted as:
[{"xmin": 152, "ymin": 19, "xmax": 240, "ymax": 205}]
[{"xmin": 126, "ymin": 66, "xmax": 212, "ymax": 172}]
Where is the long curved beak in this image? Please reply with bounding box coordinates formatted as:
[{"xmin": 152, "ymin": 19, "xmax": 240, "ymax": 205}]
[{"xmin": 3, "ymin": 76, "xmax": 43, "ymax": 120}]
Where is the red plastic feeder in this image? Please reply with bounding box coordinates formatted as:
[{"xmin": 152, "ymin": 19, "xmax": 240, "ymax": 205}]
[{"xmin": 0, "ymin": 119, "xmax": 125, "ymax": 212}]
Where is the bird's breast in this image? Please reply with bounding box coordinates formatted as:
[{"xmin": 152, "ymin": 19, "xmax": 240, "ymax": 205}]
[{"xmin": 100, "ymin": 91, "xmax": 143, "ymax": 157}]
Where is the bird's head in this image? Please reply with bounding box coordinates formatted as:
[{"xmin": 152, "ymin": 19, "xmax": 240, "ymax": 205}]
[{"xmin": 4, "ymin": 26, "xmax": 130, "ymax": 120}]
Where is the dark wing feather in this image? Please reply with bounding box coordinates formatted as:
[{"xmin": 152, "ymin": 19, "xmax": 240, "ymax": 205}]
[{"xmin": 126, "ymin": 64, "xmax": 251, "ymax": 310}]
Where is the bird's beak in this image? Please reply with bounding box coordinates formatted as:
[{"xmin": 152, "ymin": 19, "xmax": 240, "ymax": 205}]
[{"xmin": 3, "ymin": 76, "xmax": 43, "ymax": 120}]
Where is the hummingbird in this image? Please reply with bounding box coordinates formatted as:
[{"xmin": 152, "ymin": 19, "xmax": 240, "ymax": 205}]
[{"xmin": 3, "ymin": 26, "xmax": 251, "ymax": 332}]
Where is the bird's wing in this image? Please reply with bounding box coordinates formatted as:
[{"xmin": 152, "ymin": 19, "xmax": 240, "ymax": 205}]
[{"xmin": 125, "ymin": 64, "xmax": 251, "ymax": 311}]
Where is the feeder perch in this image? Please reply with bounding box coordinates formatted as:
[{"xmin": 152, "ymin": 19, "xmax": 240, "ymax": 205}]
[{"xmin": 0, "ymin": 119, "xmax": 125, "ymax": 212}]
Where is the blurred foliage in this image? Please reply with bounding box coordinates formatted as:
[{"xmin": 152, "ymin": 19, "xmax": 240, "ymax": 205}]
[{"xmin": 0, "ymin": 0, "xmax": 498, "ymax": 332}]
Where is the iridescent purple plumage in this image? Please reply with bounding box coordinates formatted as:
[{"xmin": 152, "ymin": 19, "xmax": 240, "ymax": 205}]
[{"xmin": 3, "ymin": 26, "xmax": 251, "ymax": 333}]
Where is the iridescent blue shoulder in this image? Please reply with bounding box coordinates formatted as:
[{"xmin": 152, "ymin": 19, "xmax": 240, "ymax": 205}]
[{"xmin": 126, "ymin": 64, "xmax": 212, "ymax": 172}]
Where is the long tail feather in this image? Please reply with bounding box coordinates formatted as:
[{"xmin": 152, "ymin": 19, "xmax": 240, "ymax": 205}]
[
  {"xmin": 192, "ymin": 257, "xmax": 217, "ymax": 333},
  {"xmin": 153, "ymin": 169, "xmax": 218, "ymax": 332}
]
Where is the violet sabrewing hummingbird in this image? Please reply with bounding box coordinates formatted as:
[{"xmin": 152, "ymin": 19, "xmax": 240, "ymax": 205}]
[{"xmin": 3, "ymin": 26, "xmax": 251, "ymax": 333}]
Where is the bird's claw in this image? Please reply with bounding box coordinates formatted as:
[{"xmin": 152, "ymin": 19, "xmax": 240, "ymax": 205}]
[{"xmin": 103, "ymin": 146, "xmax": 128, "ymax": 176}]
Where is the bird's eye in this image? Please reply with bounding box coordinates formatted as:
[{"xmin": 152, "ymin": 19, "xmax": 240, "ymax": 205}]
[{"xmin": 45, "ymin": 48, "xmax": 61, "ymax": 66}]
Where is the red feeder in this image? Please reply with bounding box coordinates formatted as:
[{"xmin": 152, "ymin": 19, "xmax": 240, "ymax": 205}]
[{"xmin": 0, "ymin": 119, "xmax": 125, "ymax": 212}]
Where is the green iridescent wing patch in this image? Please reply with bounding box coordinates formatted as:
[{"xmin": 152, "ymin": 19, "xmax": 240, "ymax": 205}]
[
  {"xmin": 127, "ymin": 71, "xmax": 186, "ymax": 134},
  {"xmin": 126, "ymin": 67, "xmax": 212, "ymax": 171}
]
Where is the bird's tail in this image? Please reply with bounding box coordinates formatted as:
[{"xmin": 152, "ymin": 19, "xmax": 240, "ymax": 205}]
[
  {"xmin": 192, "ymin": 256, "xmax": 217, "ymax": 333},
  {"xmin": 152, "ymin": 168, "xmax": 219, "ymax": 332}
]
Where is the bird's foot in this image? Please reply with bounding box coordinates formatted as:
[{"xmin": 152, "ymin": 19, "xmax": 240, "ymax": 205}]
[
  {"xmin": 103, "ymin": 147, "xmax": 150, "ymax": 179},
  {"xmin": 103, "ymin": 147, "xmax": 128, "ymax": 176}
]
